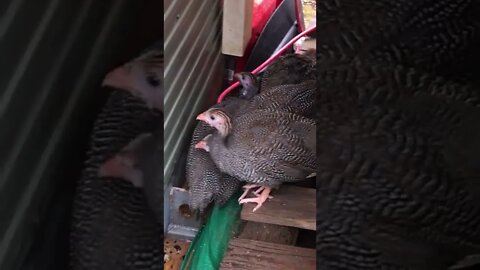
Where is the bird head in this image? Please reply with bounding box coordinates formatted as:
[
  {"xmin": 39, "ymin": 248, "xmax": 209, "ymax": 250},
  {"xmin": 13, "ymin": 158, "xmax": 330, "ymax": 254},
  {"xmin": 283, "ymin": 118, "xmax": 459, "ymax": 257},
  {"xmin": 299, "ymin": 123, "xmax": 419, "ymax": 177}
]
[
  {"xmin": 294, "ymin": 36, "xmax": 316, "ymax": 60},
  {"xmin": 196, "ymin": 108, "xmax": 231, "ymax": 137},
  {"xmin": 234, "ymin": 72, "xmax": 258, "ymax": 99},
  {"xmin": 102, "ymin": 50, "xmax": 164, "ymax": 112}
]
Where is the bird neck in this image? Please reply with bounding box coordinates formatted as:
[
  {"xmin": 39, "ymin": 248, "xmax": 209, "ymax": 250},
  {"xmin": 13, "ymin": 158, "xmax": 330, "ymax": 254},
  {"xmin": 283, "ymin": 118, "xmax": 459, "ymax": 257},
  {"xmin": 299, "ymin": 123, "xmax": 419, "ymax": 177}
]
[
  {"xmin": 218, "ymin": 122, "xmax": 231, "ymax": 137},
  {"xmin": 214, "ymin": 110, "xmax": 232, "ymax": 137}
]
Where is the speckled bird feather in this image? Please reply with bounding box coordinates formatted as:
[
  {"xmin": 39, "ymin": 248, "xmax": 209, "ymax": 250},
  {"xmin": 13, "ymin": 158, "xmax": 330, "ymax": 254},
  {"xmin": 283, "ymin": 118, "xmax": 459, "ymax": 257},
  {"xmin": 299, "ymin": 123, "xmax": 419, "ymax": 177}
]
[{"xmin": 69, "ymin": 90, "xmax": 162, "ymax": 270}]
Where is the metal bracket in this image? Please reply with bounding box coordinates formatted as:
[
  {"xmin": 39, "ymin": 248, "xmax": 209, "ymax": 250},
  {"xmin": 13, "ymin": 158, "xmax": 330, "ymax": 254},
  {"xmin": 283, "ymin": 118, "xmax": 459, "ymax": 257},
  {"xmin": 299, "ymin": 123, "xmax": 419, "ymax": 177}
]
[{"xmin": 166, "ymin": 187, "xmax": 202, "ymax": 241}]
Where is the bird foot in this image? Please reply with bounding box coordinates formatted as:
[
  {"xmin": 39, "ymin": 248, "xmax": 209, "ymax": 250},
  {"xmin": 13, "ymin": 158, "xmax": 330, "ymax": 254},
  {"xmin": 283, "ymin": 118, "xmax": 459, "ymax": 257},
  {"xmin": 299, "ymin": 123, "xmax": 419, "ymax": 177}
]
[
  {"xmin": 238, "ymin": 184, "xmax": 261, "ymax": 201},
  {"xmin": 239, "ymin": 187, "xmax": 272, "ymax": 212},
  {"xmin": 252, "ymin": 186, "xmax": 274, "ymax": 199}
]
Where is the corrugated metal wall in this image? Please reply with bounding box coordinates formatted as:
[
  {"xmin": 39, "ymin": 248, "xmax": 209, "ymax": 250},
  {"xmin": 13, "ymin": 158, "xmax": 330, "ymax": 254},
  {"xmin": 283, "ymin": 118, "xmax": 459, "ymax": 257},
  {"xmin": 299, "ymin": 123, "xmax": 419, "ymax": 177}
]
[
  {"xmin": 0, "ymin": 1, "xmax": 161, "ymax": 269},
  {"xmin": 164, "ymin": 0, "xmax": 224, "ymax": 185}
]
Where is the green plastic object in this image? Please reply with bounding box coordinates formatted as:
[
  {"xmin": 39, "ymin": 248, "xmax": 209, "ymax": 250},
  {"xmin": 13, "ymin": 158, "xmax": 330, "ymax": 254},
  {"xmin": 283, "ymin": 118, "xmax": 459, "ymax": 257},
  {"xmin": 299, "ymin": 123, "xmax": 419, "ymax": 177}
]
[{"xmin": 180, "ymin": 192, "xmax": 242, "ymax": 270}]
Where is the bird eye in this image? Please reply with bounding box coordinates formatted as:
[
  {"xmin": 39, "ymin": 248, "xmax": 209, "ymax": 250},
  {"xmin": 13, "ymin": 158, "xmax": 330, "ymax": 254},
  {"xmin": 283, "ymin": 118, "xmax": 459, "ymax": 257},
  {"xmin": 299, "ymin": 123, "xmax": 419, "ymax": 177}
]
[
  {"xmin": 146, "ymin": 73, "xmax": 160, "ymax": 87},
  {"xmin": 210, "ymin": 115, "xmax": 215, "ymax": 120}
]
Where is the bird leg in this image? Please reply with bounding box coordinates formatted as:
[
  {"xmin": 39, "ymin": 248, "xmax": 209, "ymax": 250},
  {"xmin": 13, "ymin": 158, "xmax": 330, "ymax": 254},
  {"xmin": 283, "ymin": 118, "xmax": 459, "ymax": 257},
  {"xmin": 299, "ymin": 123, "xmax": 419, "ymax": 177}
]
[
  {"xmin": 239, "ymin": 187, "xmax": 272, "ymax": 212},
  {"xmin": 252, "ymin": 186, "xmax": 274, "ymax": 199},
  {"xmin": 238, "ymin": 184, "xmax": 261, "ymax": 201}
]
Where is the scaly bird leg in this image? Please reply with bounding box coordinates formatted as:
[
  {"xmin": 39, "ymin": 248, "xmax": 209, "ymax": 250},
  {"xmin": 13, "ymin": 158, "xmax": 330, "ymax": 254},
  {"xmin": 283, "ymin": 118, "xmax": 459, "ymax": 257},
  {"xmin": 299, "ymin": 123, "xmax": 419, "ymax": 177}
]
[
  {"xmin": 252, "ymin": 186, "xmax": 274, "ymax": 199},
  {"xmin": 238, "ymin": 184, "xmax": 261, "ymax": 201},
  {"xmin": 239, "ymin": 187, "xmax": 272, "ymax": 212}
]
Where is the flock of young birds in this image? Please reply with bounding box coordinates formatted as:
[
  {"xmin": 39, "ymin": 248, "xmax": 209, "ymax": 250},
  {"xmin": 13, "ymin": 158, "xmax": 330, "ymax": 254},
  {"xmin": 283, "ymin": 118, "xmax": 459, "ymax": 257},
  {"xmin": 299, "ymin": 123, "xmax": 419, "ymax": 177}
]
[
  {"xmin": 187, "ymin": 51, "xmax": 316, "ymax": 213},
  {"xmin": 190, "ymin": 0, "xmax": 480, "ymax": 269}
]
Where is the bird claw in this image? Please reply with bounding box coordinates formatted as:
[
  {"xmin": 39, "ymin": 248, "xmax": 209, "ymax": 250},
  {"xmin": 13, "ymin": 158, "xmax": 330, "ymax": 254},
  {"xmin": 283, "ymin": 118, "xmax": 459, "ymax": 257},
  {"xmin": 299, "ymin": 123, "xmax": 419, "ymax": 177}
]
[
  {"xmin": 238, "ymin": 190, "xmax": 249, "ymax": 202},
  {"xmin": 252, "ymin": 186, "xmax": 273, "ymax": 199},
  {"xmin": 239, "ymin": 197, "xmax": 265, "ymax": 212},
  {"xmin": 238, "ymin": 184, "xmax": 260, "ymax": 201},
  {"xmin": 239, "ymin": 187, "xmax": 272, "ymax": 212}
]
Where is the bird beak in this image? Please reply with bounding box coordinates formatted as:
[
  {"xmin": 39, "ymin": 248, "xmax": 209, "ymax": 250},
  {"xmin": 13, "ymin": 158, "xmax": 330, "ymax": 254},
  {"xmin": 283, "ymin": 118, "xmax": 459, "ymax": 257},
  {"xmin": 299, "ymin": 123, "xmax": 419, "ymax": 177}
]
[
  {"xmin": 194, "ymin": 141, "xmax": 209, "ymax": 152},
  {"xmin": 102, "ymin": 65, "xmax": 131, "ymax": 90},
  {"xmin": 196, "ymin": 112, "xmax": 208, "ymax": 122}
]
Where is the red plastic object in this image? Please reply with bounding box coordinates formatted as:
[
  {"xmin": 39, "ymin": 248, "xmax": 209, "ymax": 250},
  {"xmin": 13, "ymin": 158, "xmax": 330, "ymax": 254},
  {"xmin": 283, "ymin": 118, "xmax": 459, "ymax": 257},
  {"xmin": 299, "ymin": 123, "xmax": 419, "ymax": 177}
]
[
  {"xmin": 217, "ymin": 25, "xmax": 316, "ymax": 103},
  {"xmin": 234, "ymin": 0, "xmax": 279, "ymax": 73}
]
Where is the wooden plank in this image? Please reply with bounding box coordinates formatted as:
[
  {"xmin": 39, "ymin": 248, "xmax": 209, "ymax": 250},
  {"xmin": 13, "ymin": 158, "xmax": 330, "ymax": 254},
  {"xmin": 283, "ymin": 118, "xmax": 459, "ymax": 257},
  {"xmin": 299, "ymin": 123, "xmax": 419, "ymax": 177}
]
[
  {"xmin": 241, "ymin": 186, "xmax": 316, "ymax": 230},
  {"xmin": 221, "ymin": 0, "xmax": 253, "ymax": 56},
  {"xmin": 238, "ymin": 221, "xmax": 299, "ymax": 245},
  {"xmin": 220, "ymin": 238, "xmax": 316, "ymax": 270}
]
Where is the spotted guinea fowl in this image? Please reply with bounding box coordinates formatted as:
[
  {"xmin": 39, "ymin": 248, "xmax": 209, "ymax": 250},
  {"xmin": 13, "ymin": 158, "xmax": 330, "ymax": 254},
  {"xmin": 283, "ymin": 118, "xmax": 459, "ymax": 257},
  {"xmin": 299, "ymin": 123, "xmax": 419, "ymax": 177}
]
[
  {"xmin": 69, "ymin": 90, "xmax": 162, "ymax": 270},
  {"xmin": 187, "ymin": 119, "xmax": 242, "ymax": 212},
  {"xmin": 259, "ymin": 52, "xmax": 316, "ymax": 91},
  {"xmin": 235, "ymin": 71, "xmax": 316, "ymax": 118},
  {"xmin": 316, "ymin": 54, "xmax": 480, "ymax": 269},
  {"xmin": 251, "ymin": 79, "xmax": 316, "ymax": 118},
  {"xmin": 194, "ymin": 74, "xmax": 316, "ymax": 203},
  {"xmin": 188, "ymin": 53, "xmax": 316, "ymax": 211},
  {"xmin": 187, "ymin": 83, "xmax": 259, "ymax": 212},
  {"xmin": 233, "ymin": 53, "xmax": 316, "ymax": 117},
  {"xmin": 195, "ymin": 108, "xmax": 316, "ymax": 212},
  {"xmin": 102, "ymin": 41, "xmax": 163, "ymax": 112},
  {"xmin": 98, "ymin": 125, "xmax": 163, "ymax": 223}
]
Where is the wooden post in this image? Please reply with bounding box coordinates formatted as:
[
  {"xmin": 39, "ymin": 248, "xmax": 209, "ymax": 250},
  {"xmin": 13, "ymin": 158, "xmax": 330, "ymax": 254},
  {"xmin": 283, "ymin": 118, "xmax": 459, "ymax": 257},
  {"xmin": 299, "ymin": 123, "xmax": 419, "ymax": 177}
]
[{"xmin": 221, "ymin": 0, "xmax": 253, "ymax": 57}]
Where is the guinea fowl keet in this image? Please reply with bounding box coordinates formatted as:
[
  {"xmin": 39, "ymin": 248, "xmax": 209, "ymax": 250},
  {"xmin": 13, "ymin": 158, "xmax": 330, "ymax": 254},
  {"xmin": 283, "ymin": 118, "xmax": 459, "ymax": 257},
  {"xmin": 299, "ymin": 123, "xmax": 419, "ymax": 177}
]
[
  {"xmin": 187, "ymin": 53, "xmax": 316, "ymax": 212},
  {"xmin": 186, "ymin": 89, "xmax": 258, "ymax": 212},
  {"xmin": 187, "ymin": 120, "xmax": 242, "ymax": 212},
  {"xmin": 195, "ymin": 108, "xmax": 316, "ymax": 212},
  {"xmin": 197, "ymin": 79, "xmax": 316, "ymax": 122}
]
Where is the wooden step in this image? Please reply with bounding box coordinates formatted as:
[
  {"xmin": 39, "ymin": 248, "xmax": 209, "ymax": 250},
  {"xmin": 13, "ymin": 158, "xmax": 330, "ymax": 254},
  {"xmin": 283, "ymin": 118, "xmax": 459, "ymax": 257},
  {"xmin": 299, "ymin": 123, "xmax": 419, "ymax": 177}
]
[
  {"xmin": 241, "ymin": 185, "xmax": 315, "ymax": 230},
  {"xmin": 220, "ymin": 238, "xmax": 316, "ymax": 270},
  {"xmin": 238, "ymin": 221, "xmax": 299, "ymax": 245}
]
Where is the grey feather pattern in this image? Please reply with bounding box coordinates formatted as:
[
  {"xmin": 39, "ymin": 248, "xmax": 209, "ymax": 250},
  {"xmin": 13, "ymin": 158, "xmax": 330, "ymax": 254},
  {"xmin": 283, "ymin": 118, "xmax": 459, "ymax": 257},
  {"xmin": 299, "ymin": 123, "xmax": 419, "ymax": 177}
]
[
  {"xmin": 187, "ymin": 53, "xmax": 316, "ymax": 211},
  {"xmin": 207, "ymin": 109, "xmax": 316, "ymax": 188},
  {"xmin": 69, "ymin": 90, "xmax": 162, "ymax": 270},
  {"xmin": 316, "ymin": 1, "xmax": 480, "ymax": 268},
  {"xmin": 186, "ymin": 97, "xmax": 250, "ymax": 211}
]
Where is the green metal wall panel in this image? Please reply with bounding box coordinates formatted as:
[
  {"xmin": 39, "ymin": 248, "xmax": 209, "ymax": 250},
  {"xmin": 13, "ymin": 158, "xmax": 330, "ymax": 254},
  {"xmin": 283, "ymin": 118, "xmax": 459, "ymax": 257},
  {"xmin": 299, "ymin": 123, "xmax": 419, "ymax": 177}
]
[{"xmin": 164, "ymin": 0, "xmax": 224, "ymax": 186}]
